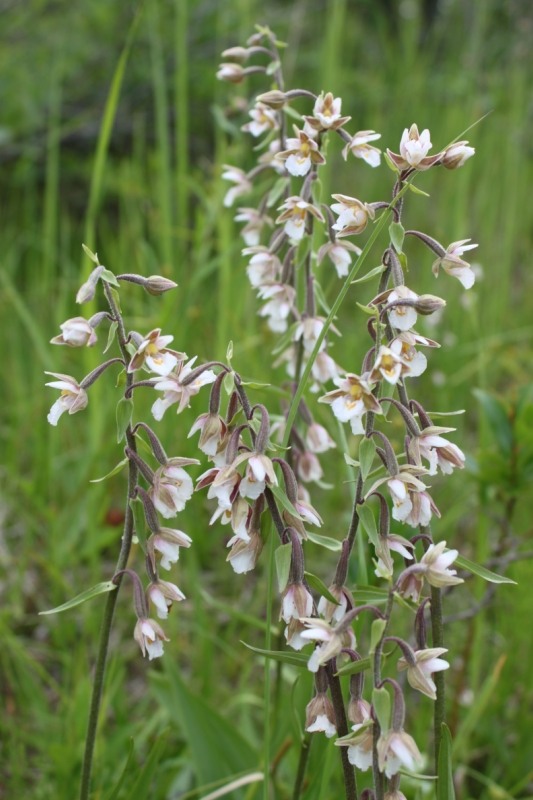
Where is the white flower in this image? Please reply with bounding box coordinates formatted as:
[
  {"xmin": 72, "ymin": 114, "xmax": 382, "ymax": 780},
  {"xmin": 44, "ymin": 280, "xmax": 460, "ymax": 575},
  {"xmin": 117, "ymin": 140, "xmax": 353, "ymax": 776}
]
[
  {"xmin": 45, "ymin": 372, "xmax": 88, "ymax": 426},
  {"xmin": 128, "ymin": 329, "xmax": 184, "ymax": 376},
  {"xmin": 336, "ymin": 720, "xmax": 374, "ymax": 771},
  {"xmin": 257, "ymin": 283, "xmax": 296, "ymax": 332},
  {"xmin": 281, "ymin": 583, "xmax": 314, "ymax": 624},
  {"xmin": 317, "ymin": 239, "xmax": 361, "ymax": 278},
  {"xmin": 276, "ymin": 197, "xmax": 325, "ymax": 243},
  {"xmin": 377, "ymin": 728, "xmax": 422, "ymax": 777},
  {"xmin": 420, "ymin": 541, "xmax": 463, "ymax": 587},
  {"xmin": 226, "ymin": 530, "xmax": 263, "ymax": 573},
  {"xmin": 305, "ymin": 693, "xmax": 337, "ymax": 738},
  {"xmin": 387, "ymin": 285, "xmax": 419, "ymax": 331},
  {"xmin": 387, "ymin": 123, "xmax": 442, "ymax": 171},
  {"xmin": 331, "ymin": 194, "xmax": 375, "ymax": 237},
  {"xmin": 241, "ymin": 102, "xmax": 279, "ymax": 137},
  {"xmin": 319, "ymin": 373, "xmax": 382, "ymax": 435},
  {"xmin": 133, "ymin": 617, "xmax": 169, "ymax": 660},
  {"xmin": 411, "ymin": 427, "xmax": 465, "ymax": 475},
  {"xmin": 50, "ymin": 317, "xmax": 97, "ymax": 347},
  {"xmin": 221, "ymin": 165, "xmax": 252, "ymax": 207},
  {"xmin": 242, "ymin": 246, "xmax": 281, "ymax": 287},
  {"xmin": 370, "ymin": 345, "xmax": 408, "ymax": 385},
  {"xmin": 151, "ymin": 357, "xmax": 217, "ymax": 419},
  {"xmin": 300, "ymin": 618, "xmax": 356, "ymax": 672},
  {"xmin": 432, "ymin": 239, "xmax": 478, "ymax": 289},
  {"xmin": 397, "ymin": 647, "xmax": 449, "ymax": 699},
  {"xmin": 276, "ymin": 127, "xmax": 326, "ymax": 176},
  {"xmin": 304, "ymin": 92, "xmax": 350, "ymax": 131},
  {"xmin": 147, "ymin": 580, "xmax": 185, "ymax": 619},
  {"xmin": 342, "ymin": 130, "xmax": 382, "ymax": 166},
  {"xmin": 442, "ymin": 140, "xmax": 475, "ymax": 169},
  {"xmin": 150, "ymin": 527, "xmax": 192, "ymax": 570},
  {"xmin": 234, "ymin": 208, "xmax": 272, "ymax": 246},
  {"xmin": 306, "ymin": 423, "xmax": 335, "ymax": 453},
  {"xmin": 150, "ymin": 459, "xmax": 199, "ymax": 518}
]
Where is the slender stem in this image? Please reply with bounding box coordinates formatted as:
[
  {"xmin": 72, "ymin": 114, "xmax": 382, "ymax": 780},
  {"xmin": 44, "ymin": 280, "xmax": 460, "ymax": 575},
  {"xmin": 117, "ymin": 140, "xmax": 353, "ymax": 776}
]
[
  {"xmin": 371, "ymin": 590, "xmax": 394, "ymax": 800},
  {"xmin": 79, "ymin": 282, "xmax": 139, "ymax": 800},
  {"xmin": 326, "ymin": 662, "xmax": 358, "ymax": 800},
  {"xmin": 430, "ymin": 583, "xmax": 445, "ymax": 771},
  {"xmin": 292, "ymin": 732, "xmax": 313, "ymax": 800}
]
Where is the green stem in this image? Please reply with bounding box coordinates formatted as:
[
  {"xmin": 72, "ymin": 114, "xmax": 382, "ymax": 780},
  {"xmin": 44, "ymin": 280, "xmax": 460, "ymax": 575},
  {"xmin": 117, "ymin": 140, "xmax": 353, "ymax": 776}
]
[
  {"xmin": 326, "ymin": 662, "xmax": 358, "ymax": 800},
  {"xmin": 292, "ymin": 732, "xmax": 313, "ymax": 800},
  {"xmin": 79, "ymin": 283, "xmax": 139, "ymax": 800},
  {"xmin": 430, "ymin": 584, "xmax": 445, "ymax": 772}
]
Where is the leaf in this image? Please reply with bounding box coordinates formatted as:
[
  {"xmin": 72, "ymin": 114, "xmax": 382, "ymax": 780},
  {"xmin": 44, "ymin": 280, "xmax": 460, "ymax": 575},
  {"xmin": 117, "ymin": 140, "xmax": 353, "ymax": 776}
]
[
  {"xmin": 389, "ymin": 221, "xmax": 405, "ymax": 253},
  {"xmin": 82, "ymin": 243, "xmax": 99, "ymax": 263},
  {"xmin": 39, "ymin": 581, "xmax": 116, "ymax": 615},
  {"xmin": 357, "ymin": 503, "xmax": 379, "ymax": 548},
  {"xmin": 352, "ymin": 585, "xmax": 390, "ymax": 604},
  {"xmin": 275, "ymin": 543, "xmax": 293, "ymax": 594},
  {"xmin": 104, "ymin": 321, "xmax": 118, "ymax": 354},
  {"xmin": 369, "ymin": 618, "xmax": 387, "ymax": 655},
  {"xmin": 103, "ymin": 738, "xmax": 135, "ymax": 800},
  {"xmin": 455, "ymin": 554, "xmax": 516, "ymax": 584},
  {"xmin": 407, "ymin": 182, "xmax": 430, "ymax": 197},
  {"xmin": 100, "ymin": 268, "xmax": 120, "ymax": 287},
  {"xmin": 223, "ymin": 370, "xmax": 235, "ymax": 396},
  {"xmin": 372, "ymin": 686, "xmax": 391, "ymax": 731},
  {"xmin": 473, "ymin": 389, "xmax": 513, "ymax": 455},
  {"xmin": 344, "ymin": 453, "xmax": 360, "ymax": 468},
  {"xmin": 226, "ymin": 340, "xmax": 233, "ymax": 362},
  {"xmin": 266, "ymin": 59, "xmax": 281, "ymax": 76},
  {"xmin": 358, "ymin": 437, "xmax": 375, "ymax": 481},
  {"xmin": 90, "ymin": 457, "xmax": 128, "ymax": 483},
  {"xmin": 304, "ymin": 572, "xmax": 339, "ymax": 605},
  {"xmin": 241, "ymin": 642, "xmax": 309, "ymax": 668},
  {"xmin": 152, "ymin": 660, "xmax": 257, "ymax": 788},
  {"xmin": 437, "ymin": 724, "xmax": 455, "ymax": 800},
  {"xmin": 313, "ymin": 280, "xmax": 332, "ymax": 316},
  {"xmin": 128, "ymin": 732, "xmax": 169, "ymax": 797},
  {"xmin": 356, "ymin": 302, "xmax": 377, "ymax": 316},
  {"xmin": 335, "ymin": 656, "xmax": 372, "ymax": 677},
  {"xmin": 130, "ymin": 497, "xmax": 148, "ymax": 550},
  {"xmin": 266, "ymin": 176, "xmax": 290, "ymax": 208},
  {"xmin": 351, "ymin": 264, "xmax": 386, "ymax": 284},
  {"xmin": 116, "ymin": 397, "xmax": 133, "ymax": 443},
  {"xmin": 383, "ymin": 150, "xmax": 399, "ymax": 173},
  {"xmin": 306, "ymin": 530, "xmax": 342, "ymax": 551},
  {"xmin": 269, "ymin": 484, "xmax": 301, "ymax": 520}
]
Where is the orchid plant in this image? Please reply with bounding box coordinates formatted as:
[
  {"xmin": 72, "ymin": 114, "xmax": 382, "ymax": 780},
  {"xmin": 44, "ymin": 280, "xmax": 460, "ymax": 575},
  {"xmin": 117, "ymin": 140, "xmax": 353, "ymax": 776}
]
[{"xmin": 44, "ymin": 24, "xmax": 513, "ymax": 800}]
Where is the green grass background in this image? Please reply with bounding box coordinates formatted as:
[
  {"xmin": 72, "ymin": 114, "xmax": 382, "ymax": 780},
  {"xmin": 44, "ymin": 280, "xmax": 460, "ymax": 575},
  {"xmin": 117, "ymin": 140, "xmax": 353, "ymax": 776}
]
[{"xmin": 1, "ymin": 0, "xmax": 532, "ymax": 798}]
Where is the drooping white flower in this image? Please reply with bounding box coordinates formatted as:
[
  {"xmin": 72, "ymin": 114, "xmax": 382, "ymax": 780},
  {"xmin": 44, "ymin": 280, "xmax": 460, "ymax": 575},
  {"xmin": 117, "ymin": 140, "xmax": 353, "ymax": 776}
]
[
  {"xmin": 147, "ymin": 579, "xmax": 186, "ymax": 619},
  {"xmin": 432, "ymin": 239, "xmax": 478, "ymax": 289},
  {"xmin": 331, "ymin": 194, "xmax": 375, "ymax": 237},
  {"xmin": 304, "ymin": 92, "xmax": 350, "ymax": 131},
  {"xmin": 377, "ymin": 728, "xmax": 423, "ymax": 777},
  {"xmin": 342, "ymin": 130, "xmax": 382, "ymax": 167},
  {"xmin": 241, "ymin": 102, "xmax": 279, "ymax": 137},
  {"xmin": 133, "ymin": 617, "xmax": 169, "ymax": 660},
  {"xmin": 149, "ymin": 459, "xmax": 199, "ymax": 518},
  {"xmin": 397, "ymin": 647, "xmax": 449, "ymax": 699},
  {"xmin": 128, "ymin": 329, "xmax": 185, "ymax": 376},
  {"xmin": 387, "ymin": 285, "xmax": 419, "ymax": 332},
  {"xmin": 151, "ymin": 357, "xmax": 217, "ymax": 419},
  {"xmin": 319, "ymin": 373, "xmax": 382, "ymax": 435},
  {"xmin": 221, "ymin": 165, "xmax": 252, "ymax": 207},
  {"xmin": 242, "ymin": 246, "xmax": 282, "ymax": 287},
  {"xmin": 317, "ymin": 239, "xmax": 362, "ymax": 278},
  {"xmin": 305, "ymin": 692, "xmax": 337, "ymax": 738},
  {"xmin": 276, "ymin": 127, "xmax": 326, "ymax": 176},
  {"xmin": 420, "ymin": 541, "xmax": 463, "ymax": 587},
  {"xmin": 276, "ymin": 196, "xmax": 325, "ymax": 242},
  {"xmin": 150, "ymin": 528, "xmax": 192, "ymax": 570},
  {"xmin": 45, "ymin": 372, "xmax": 88, "ymax": 426},
  {"xmin": 442, "ymin": 140, "xmax": 475, "ymax": 169},
  {"xmin": 257, "ymin": 283, "xmax": 296, "ymax": 332},
  {"xmin": 50, "ymin": 317, "xmax": 97, "ymax": 347}
]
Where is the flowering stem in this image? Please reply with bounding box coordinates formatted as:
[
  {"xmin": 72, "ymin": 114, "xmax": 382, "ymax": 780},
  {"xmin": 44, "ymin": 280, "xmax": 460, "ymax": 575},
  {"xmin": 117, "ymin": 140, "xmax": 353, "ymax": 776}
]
[
  {"xmin": 325, "ymin": 661, "xmax": 358, "ymax": 800},
  {"xmin": 79, "ymin": 282, "xmax": 139, "ymax": 800},
  {"xmin": 292, "ymin": 732, "xmax": 313, "ymax": 800},
  {"xmin": 430, "ymin": 582, "xmax": 445, "ymax": 771}
]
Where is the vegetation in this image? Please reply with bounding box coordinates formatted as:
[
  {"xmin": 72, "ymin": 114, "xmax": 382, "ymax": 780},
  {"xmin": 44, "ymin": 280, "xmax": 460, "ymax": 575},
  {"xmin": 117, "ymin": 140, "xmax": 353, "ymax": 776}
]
[{"xmin": 1, "ymin": 1, "xmax": 532, "ymax": 798}]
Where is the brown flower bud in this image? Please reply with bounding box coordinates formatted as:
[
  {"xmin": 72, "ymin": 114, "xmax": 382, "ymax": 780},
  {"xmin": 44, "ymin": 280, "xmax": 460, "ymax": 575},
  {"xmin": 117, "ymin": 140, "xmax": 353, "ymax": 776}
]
[
  {"xmin": 413, "ymin": 294, "xmax": 447, "ymax": 315},
  {"xmin": 255, "ymin": 90, "xmax": 287, "ymax": 109},
  {"xmin": 144, "ymin": 275, "xmax": 178, "ymax": 296}
]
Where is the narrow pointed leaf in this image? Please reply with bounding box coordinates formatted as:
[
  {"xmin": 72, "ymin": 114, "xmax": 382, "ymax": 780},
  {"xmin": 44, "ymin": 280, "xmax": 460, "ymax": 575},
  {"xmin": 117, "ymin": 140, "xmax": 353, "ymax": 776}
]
[
  {"xmin": 455, "ymin": 554, "xmax": 516, "ymax": 584},
  {"xmin": 369, "ymin": 618, "xmax": 387, "ymax": 655},
  {"xmin": 90, "ymin": 457, "xmax": 128, "ymax": 483},
  {"xmin": 275, "ymin": 543, "xmax": 293, "ymax": 594},
  {"xmin": 241, "ymin": 641, "xmax": 309, "ymax": 667},
  {"xmin": 372, "ymin": 686, "xmax": 391, "ymax": 731},
  {"xmin": 358, "ymin": 437, "xmax": 375, "ymax": 480},
  {"xmin": 389, "ymin": 221, "xmax": 405, "ymax": 253},
  {"xmin": 306, "ymin": 530, "xmax": 342, "ymax": 551},
  {"xmin": 304, "ymin": 571, "xmax": 339, "ymax": 605},
  {"xmin": 357, "ymin": 502, "xmax": 379, "ymax": 548},
  {"xmin": 116, "ymin": 397, "xmax": 133, "ymax": 443},
  {"xmin": 351, "ymin": 264, "xmax": 386, "ymax": 284},
  {"xmin": 39, "ymin": 581, "xmax": 116, "ymax": 615},
  {"xmin": 437, "ymin": 723, "xmax": 455, "ymax": 800},
  {"xmin": 335, "ymin": 656, "xmax": 372, "ymax": 677}
]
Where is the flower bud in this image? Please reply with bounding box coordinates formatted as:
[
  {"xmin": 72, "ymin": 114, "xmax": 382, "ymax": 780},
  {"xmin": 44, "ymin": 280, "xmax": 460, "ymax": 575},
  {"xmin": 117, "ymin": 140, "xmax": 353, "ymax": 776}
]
[
  {"xmin": 256, "ymin": 90, "xmax": 288, "ymax": 109},
  {"xmin": 221, "ymin": 46, "xmax": 252, "ymax": 61},
  {"xmin": 216, "ymin": 63, "xmax": 245, "ymax": 83},
  {"xmin": 442, "ymin": 141, "xmax": 475, "ymax": 169},
  {"xmin": 413, "ymin": 294, "xmax": 447, "ymax": 315},
  {"xmin": 144, "ymin": 275, "xmax": 178, "ymax": 296}
]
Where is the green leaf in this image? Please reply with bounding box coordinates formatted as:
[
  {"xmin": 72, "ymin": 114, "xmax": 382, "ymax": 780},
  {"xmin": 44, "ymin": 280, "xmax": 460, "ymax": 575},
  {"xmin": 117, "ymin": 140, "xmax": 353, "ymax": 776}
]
[
  {"xmin": 226, "ymin": 340, "xmax": 234, "ymax": 362},
  {"xmin": 383, "ymin": 150, "xmax": 399, "ymax": 173},
  {"xmin": 335, "ymin": 656, "xmax": 372, "ymax": 677},
  {"xmin": 372, "ymin": 686, "xmax": 391, "ymax": 731},
  {"xmin": 82, "ymin": 243, "xmax": 99, "ymax": 263},
  {"xmin": 104, "ymin": 320, "xmax": 118, "ymax": 354},
  {"xmin": 266, "ymin": 59, "xmax": 281, "ymax": 76},
  {"xmin": 437, "ymin": 723, "xmax": 455, "ymax": 800},
  {"xmin": 407, "ymin": 182, "xmax": 430, "ymax": 197},
  {"xmin": 351, "ymin": 264, "xmax": 386, "ymax": 284},
  {"xmin": 455, "ymin": 554, "xmax": 516, "ymax": 584},
  {"xmin": 306, "ymin": 530, "xmax": 342, "ymax": 551},
  {"xmin": 39, "ymin": 581, "xmax": 116, "ymax": 615},
  {"xmin": 269, "ymin": 483, "xmax": 301, "ymax": 520},
  {"xmin": 352, "ymin": 585, "xmax": 390, "ymax": 604},
  {"xmin": 266, "ymin": 176, "xmax": 290, "ymax": 208},
  {"xmin": 223, "ymin": 370, "xmax": 235, "ymax": 396},
  {"xmin": 356, "ymin": 302, "xmax": 377, "ymax": 316},
  {"xmin": 100, "ymin": 268, "xmax": 120, "ymax": 287},
  {"xmin": 130, "ymin": 497, "xmax": 148, "ymax": 550},
  {"xmin": 152, "ymin": 660, "xmax": 257, "ymax": 787},
  {"xmin": 241, "ymin": 642, "xmax": 309, "ymax": 668},
  {"xmin": 358, "ymin": 437, "xmax": 375, "ymax": 480},
  {"xmin": 103, "ymin": 739, "xmax": 135, "ymax": 800},
  {"xmin": 304, "ymin": 572, "xmax": 339, "ymax": 605},
  {"xmin": 129, "ymin": 733, "xmax": 169, "ymax": 797},
  {"xmin": 473, "ymin": 389, "xmax": 513, "ymax": 455},
  {"xmin": 240, "ymin": 380, "xmax": 271, "ymax": 389},
  {"xmin": 313, "ymin": 280, "xmax": 332, "ymax": 316},
  {"xmin": 357, "ymin": 503, "xmax": 379, "ymax": 548},
  {"xmin": 116, "ymin": 397, "xmax": 133, "ymax": 443},
  {"xmin": 90, "ymin": 457, "xmax": 128, "ymax": 483},
  {"xmin": 389, "ymin": 221, "xmax": 405, "ymax": 253},
  {"xmin": 369, "ymin": 618, "xmax": 387, "ymax": 654},
  {"xmin": 275, "ymin": 543, "xmax": 293, "ymax": 594},
  {"xmin": 344, "ymin": 453, "xmax": 360, "ymax": 468}
]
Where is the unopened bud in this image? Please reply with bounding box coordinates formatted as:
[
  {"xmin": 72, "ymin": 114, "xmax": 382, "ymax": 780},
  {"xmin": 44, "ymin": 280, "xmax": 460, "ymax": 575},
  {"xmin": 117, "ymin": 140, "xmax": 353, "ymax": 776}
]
[
  {"xmin": 256, "ymin": 89, "xmax": 287, "ymax": 109},
  {"xmin": 216, "ymin": 63, "xmax": 245, "ymax": 83},
  {"xmin": 442, "ymin": 141, "xmax": 475, "ymax": 169},
  {"xmin": 221, "ymin": 46, "xmax": 252, "ymax": 61},
  {"xmin": 144, "ymin": 275, "xmax": 178, "ymax": 296},
  {"xmin": 76, "ymin": 266, "xmax": 105, "ymax": 304},
  {"xmin": 413, "ymin": 294, "xmax": 447, "ymax": 315}
]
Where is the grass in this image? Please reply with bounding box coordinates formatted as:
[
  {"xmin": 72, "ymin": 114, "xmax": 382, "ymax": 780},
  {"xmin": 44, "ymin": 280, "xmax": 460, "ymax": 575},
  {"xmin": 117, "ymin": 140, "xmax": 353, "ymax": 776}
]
[{"xmin": 1, "ymin": 1, "xmax": 532, "ymax": 798}]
